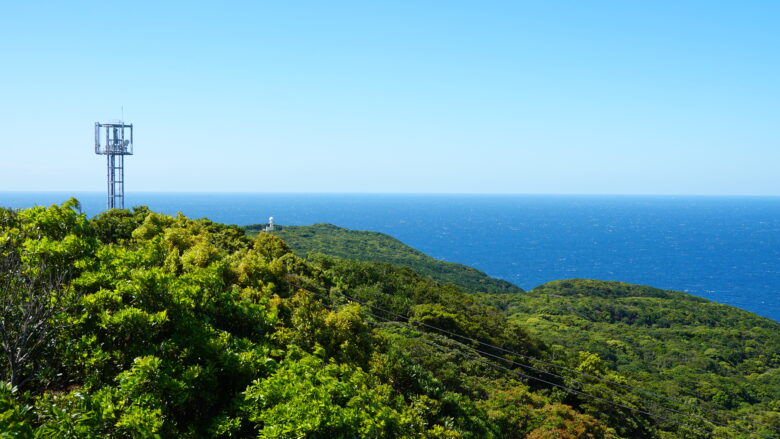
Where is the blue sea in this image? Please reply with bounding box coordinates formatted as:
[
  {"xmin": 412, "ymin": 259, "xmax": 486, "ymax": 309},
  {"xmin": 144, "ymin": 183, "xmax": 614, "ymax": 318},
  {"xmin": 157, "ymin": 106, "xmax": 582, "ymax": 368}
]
[{"xmin": 2, "ymin": 192, "xmax": 778, "ymax": 322}]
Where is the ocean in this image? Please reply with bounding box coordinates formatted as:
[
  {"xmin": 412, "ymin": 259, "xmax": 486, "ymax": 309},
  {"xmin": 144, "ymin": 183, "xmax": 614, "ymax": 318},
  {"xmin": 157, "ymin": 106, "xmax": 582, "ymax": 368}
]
[{"xmin": 2, "ymin": 192, "xmax": 778, "ymax": 322}]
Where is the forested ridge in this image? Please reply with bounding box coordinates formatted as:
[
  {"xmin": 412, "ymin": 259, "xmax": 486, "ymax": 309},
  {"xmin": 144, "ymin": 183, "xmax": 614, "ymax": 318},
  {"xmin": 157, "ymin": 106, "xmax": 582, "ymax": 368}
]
[
  {"xmin": 0, "ymin": 201, "xmax": 778, "ymax": 438},
  {"xmin": 255, "ymin": 222, "xmax": 780, "ymax": 438},
  {"xmin": 257, "ymin": 223, "xmax": 523, "ymax": 295},
  {"xmin": 482, "ymin": 280, "xmax": 780, "ymax": 432}
]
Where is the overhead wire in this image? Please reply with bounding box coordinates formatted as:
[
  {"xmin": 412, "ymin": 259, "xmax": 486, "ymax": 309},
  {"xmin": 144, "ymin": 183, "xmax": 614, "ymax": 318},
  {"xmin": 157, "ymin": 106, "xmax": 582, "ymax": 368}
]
[
  {"xmin": 319, "ymin": 283, "xmax": 779, "ymax": 435},
  {"xmin": 288, "ymin": 281, "xmax": 776, "ymax": 439},
  {"xmin": 389, "ymin": 327, "xmax": 742, "ymax": 439},
  {"xmin": 330, "ymin": 295, "xmax": 744, "ymax": 439},
  {"xmin": 352, "ymin": 300, "xmax": 770, "ymax": 439}
]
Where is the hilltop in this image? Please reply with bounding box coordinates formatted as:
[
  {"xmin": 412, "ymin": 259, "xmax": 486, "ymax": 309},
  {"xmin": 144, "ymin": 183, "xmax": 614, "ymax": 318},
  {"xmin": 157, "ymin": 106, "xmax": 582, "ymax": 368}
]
[{"xmin": 257, "ymin": 223, "xmax": 524, "ymax": 295}]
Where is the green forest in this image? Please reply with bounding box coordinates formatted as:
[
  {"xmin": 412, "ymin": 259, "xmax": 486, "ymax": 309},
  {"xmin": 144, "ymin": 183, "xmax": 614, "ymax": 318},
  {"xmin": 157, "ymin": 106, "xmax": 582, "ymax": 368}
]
[
  {"xmin": 259, "ymin": 223, "xmax": 522, "ymax": 295},
  {"xmin": 1, "ymin": 202, "xmax": 778, "ymax": 438}
]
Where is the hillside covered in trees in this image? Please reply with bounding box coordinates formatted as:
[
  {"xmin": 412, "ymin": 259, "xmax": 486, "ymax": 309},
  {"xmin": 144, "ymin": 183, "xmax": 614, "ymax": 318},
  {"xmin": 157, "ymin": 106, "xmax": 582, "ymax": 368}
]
[
  {"xmin": 0, "ymin": 201, "xmax": 778, "ymax": 438},
  {"xmin": 259, "ymin": 221, "xmax": 780, "ymax": 438},
  {"xmin": 482, "ymin": 280, "xmax": 780, "ymax": 429},
  {"xmin": 259, "ymin": 223, "xmax": 523, "ymax": 295}
]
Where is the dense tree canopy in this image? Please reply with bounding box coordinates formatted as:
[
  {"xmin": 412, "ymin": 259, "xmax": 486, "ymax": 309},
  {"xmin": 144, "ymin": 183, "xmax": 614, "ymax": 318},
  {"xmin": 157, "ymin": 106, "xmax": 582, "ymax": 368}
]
[
  {"xmin": 481, "ymin": 279, "xmax": 780, "ymax": 437},
  {"xmin": 0, "ymin": 201, "xmax": 776, "ymax": 438},
  {"xmin": 260, "ymin": 223, "xmax": 523, "ymax": 295}
]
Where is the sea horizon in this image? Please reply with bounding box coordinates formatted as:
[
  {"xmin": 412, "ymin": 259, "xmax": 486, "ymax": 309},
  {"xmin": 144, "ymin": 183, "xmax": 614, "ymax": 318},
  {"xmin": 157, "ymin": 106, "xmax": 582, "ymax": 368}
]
[
  {"xmin": 2, "ymin": 191, "xmax": 778, "ymax": 322},
  {"xmin": 4, "ymin": 190, "xmax": 780, "ymax": 197}
]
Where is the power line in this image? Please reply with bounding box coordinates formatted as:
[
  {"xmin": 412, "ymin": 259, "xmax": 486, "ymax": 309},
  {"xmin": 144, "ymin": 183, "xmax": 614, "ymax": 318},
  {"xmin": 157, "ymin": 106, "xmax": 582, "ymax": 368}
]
[
  {"xmin": 291, "ymin": 283, "xmax": 775, "ymax": 439},
  {"xmin": 356, "ymin": 306, "xmax": 769, "ymax": 439},
  {"xmin": 340, "ymin": 290, "xmax": 777, "ymax": 439},
  {"xmin": 319, "ymin": 283, "xmax": 778, "ymax": 435},
  {"xmin": 502, "ymin": 292, "xmax": 780, "ymax": 433},
  {"xmin": 352, "ymin": 304, "xmax": 744, "ymax": 439}
]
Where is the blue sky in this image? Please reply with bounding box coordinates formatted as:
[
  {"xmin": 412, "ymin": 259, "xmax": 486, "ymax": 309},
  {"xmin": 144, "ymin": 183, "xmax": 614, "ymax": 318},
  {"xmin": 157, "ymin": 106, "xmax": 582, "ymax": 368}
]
[{"xmin": 0, "ymin": 1, "xmax": 778, "ymax": 194}]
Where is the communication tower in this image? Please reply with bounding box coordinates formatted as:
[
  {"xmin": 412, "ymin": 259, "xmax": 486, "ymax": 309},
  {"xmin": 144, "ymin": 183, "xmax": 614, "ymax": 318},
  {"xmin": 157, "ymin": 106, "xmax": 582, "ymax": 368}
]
[{"xmin": 95, "ymin": 121, "xmax": 133, "ymax": 209}]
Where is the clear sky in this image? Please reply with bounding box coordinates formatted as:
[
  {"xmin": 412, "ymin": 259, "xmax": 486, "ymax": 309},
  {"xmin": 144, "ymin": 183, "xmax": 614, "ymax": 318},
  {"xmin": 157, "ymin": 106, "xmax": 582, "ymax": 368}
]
[{"xmin": 0, "ymin": 1, "xmax": 778, "ymax": 195}]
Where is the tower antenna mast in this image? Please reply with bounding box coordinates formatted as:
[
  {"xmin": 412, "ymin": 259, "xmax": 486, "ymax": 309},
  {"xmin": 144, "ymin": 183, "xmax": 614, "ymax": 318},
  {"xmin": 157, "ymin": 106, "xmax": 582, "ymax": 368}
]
[{"xmin": 94, "ymin": 121, "xmax": 134, "ymax": 209}]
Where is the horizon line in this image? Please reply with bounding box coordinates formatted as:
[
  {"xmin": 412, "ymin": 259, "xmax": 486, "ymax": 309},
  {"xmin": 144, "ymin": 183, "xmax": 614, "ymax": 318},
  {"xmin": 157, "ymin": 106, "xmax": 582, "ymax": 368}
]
[{"xmin": 1, "ymin": 190, "xmax": 779, "ymax": 198}]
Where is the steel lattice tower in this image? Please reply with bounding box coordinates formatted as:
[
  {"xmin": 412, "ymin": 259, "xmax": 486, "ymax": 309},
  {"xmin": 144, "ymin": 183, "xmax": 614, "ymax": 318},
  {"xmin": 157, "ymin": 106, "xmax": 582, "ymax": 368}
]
[{"xmin": 95, "ymin": 122, "xmax": 133, "ymax": 209}]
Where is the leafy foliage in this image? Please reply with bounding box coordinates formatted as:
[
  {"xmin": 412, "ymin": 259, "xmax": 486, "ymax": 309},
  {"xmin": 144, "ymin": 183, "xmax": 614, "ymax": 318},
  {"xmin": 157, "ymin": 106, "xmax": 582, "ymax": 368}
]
[
  {"xmin": 262, "ymin": 223, "xmax": 524, "ymax": 294},
  {"xmin": 481, "ymin": 279, "xmax": 780, "ymax": 436},
  {"xmin": 0, "ymin": 201, "xmax": 775, "ymax": 438}
]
